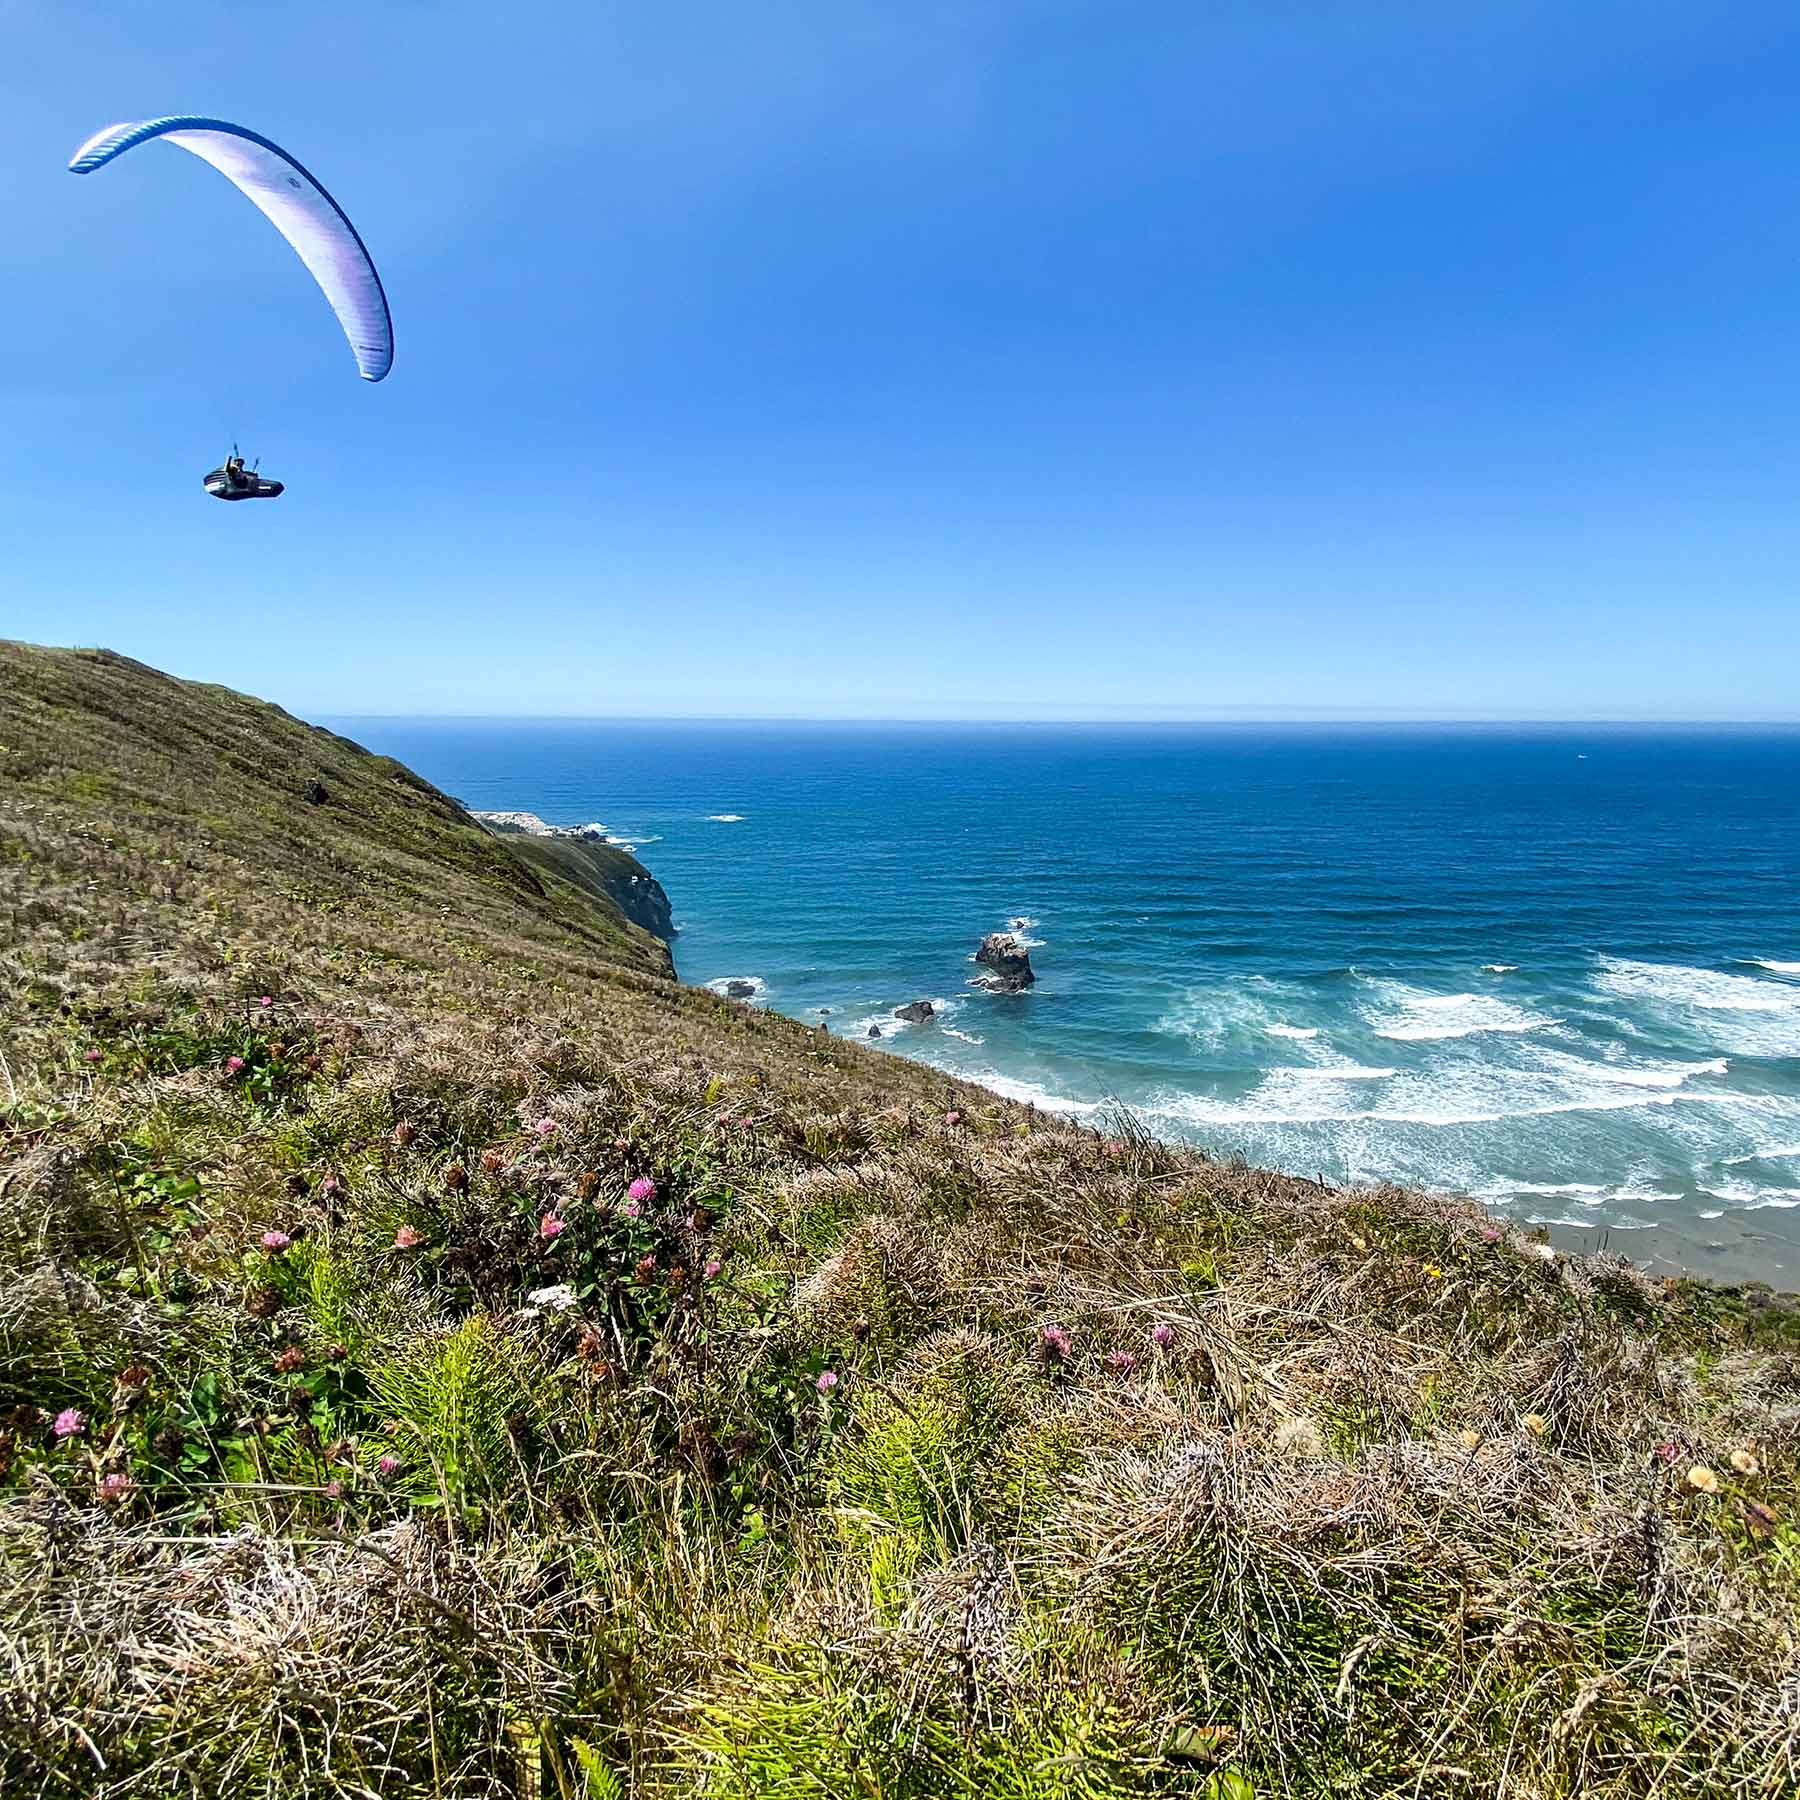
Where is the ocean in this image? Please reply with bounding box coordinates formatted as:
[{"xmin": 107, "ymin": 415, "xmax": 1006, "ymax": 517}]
[{"xmin": 328, "ymin": 719, "xmax": 1800, "ymax": 1287}]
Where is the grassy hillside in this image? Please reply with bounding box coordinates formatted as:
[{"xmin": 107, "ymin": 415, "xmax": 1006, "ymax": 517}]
[
  {"xmin": 0, "ymin": 642, "xmax": 674, "ymax": 986},
  {"xmin": 1, "ymin": 645, "xmax": 1796, "ymax": 1800}
]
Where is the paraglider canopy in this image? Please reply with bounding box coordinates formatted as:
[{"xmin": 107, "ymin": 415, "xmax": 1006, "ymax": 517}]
[{"xmin": 69, "ymin": 116, "xmax": 393, "ymax": 382}]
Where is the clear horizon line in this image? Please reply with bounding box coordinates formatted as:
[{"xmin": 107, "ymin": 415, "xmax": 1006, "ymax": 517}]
[{"xmin": 316, "ymin": 705, "xmax": 1800, "ymax": 726}]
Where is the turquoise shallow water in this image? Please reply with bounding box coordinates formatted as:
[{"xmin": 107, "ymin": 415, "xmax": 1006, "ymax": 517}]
[{"xmin": 329, "ymin": 720, "xmax": 1800, "ymax": 1286}]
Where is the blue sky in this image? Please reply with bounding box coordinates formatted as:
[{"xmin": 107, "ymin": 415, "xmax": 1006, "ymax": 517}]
[{"xmin": 5, "ymin": 1, "xmax": 1800, "ymax": 718}]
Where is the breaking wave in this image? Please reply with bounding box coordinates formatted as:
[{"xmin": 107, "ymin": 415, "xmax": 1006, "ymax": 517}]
[
  {"xmin": 704, "ymin": 975, "xmax": 767, "ymax": 1001},
  {"xmin": 1594, "ymin": 958, "xmax": 1800, "ymax": 1056},
  {"xmin": 965, "ymin": 1069, "xmax": 1099, "ymax": 1116},
  {"xmin": 1157, "ymin": 977, "xmax": 1325, "ymax": 1053},
  {"xmin": 1364, "ymin": 981, "xmax": 1556, "ymax": 1042}
]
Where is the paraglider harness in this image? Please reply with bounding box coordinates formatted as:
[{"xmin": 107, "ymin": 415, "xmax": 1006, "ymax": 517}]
[{"xmin": 204, "ymin": 447, "xmax": 284, "ymax": 502}]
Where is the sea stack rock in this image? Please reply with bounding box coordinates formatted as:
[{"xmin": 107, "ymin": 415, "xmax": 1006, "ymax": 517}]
[
  {"xmin": 724, "ymin": 980, "xmax": 758, "ymax": 1000},
  {"xmin": 974, "ymin": 932, "xmax": 1035, "ymax": 992},
  {"xmin": 894, "ymin": 1000, "xmax": 936, "ymax": 1024}
]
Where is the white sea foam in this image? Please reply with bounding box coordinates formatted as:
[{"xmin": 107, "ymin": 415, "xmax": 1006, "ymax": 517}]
[
  {"xmin": 1724, "ymin": 1143, "xmax": 1800, "ymax": 1166},
  {"xmin": 1482, "ymin": 964, "xmax": 1518, "ymax": 974},
  {"xmin": 1142, "ymin": 1022, "xmax": 1782, "ymax": 1145},
  {"xmin": 1699, "ymin": 1178, "xmax": 1800, "ymax": 1211},
  {"xmin": 1587, "ymin": 1067, "xmax": 1692, "ymax": 1090},
  {"xmin": 1749, "ymin": 959, "xmax": 1800, "ymax": 975},
  {"xmin": 1598, "ymin": 958, "xmax": 1795, "ymax": 1011},
  {"xmin": 1612, "ymin": 1058, "xmax": 1720, "ymax": 1087},
  {"xmin": 1533, "ymin": 1048, "xmax": 1728, "ymax": 1091},
  {"xmin": 1651, "ymin": 1095, "xmax": 1800, "ymax": 1178},
  {"xmin": 1364, "ymin": 982, "xmax": 1555, "ymax": 1042},
  {"xmin": 705, "ymin": 975, "xmax": 767, "ymax": 1001},
  {"xmin": 941, "ymin": 1026, "xmax": 985, "ymax": 1046},
  {"xmin": 967, "ymin": 1069, "xmax": 1099, "ymax": 1116},
  {"xmin": 1594, "ymin": 957, "xmax": 1800, "ymax": 1056},
  {"xmin": 705, "ymin": 813, "xmax": 745, "ymax": 822},
  {"xmin": 1157, "ymin": 977, "xmax": 1321, "ymax": 1052},
  {"xmin": 857, "ymin": 997, "xmax": 954, "ymax": 1038},
  {"xmin": 1479, "ymin": 1178, "xmax": 1670, "ymax": 1209},
  {"xmin": 1451, "ymin": 1171, "xmax": 1674, "ymax": 1235},
  {"xmin": 1145, "ymin": 1077, "xmax": 1672, "ymax": 1133},
  {"xmin": 1498, "ymin": 1182, "xmax": 1607, "ymax": 1199}
]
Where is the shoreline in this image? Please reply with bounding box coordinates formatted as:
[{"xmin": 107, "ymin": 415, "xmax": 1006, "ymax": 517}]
[{"xmin": 701, "ymin": 976, "xmax": 1800, "ymax": 1294}]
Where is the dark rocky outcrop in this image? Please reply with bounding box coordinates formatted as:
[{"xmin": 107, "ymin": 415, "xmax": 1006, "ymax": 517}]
[
  {"xmin": 602, "ymin": 865, "xmax": 676, "ymax": 942},
  {"xmin": 468, "ymin": 810, "xmax": 676, "ymax": 952},
  {"xmin": 973, "ymin": 931, "xmax": 1035, "ymax": 992},
  {"xmin": 497, "ymin": 832, "xmax": 676, "ymax": 963},
  {"xmin": 867, "ymin": 1024, "xmax": 883, "ymax": 1038},
  {"xmin": 724, "ymin": 980, "xmax": 758, "ymax": 1000},
  {"xmin": 894, "ymin": 1000, "xmax": 935, "ymax": 1024}
]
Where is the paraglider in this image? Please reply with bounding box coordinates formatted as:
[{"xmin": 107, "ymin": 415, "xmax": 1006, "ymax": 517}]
[
  {"xmin": 68, "ymin": 116, "xmax": 393, "ymax": 381},
  {"xmin": 203, "ymin": 449, "xmax": 283, "ymax": 502},
  {"xmin": 68, "ymin": 116, "xmax": 391, "ymax": 502}
]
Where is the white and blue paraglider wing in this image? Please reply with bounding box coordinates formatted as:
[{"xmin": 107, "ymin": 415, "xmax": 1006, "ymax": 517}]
[{"xmin": 69, "ymin": 117, "xmax": 392, "ymax": 382}]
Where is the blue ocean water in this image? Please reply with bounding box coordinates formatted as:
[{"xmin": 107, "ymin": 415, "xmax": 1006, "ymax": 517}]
[{"xmin": 330, "ymin": 720, "xmax": 1800, "ymax": 1285}]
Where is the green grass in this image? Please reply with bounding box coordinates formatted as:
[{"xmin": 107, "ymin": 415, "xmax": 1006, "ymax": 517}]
[{"xmin": 1, "ymin": 641, "xmax": 1796, "ymax": 1798}]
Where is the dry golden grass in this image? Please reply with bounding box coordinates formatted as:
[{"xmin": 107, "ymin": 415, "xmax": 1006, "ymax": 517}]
[{"xmin": 2, "ymin": 642, "xmax": 1796, "ymax": 1798}]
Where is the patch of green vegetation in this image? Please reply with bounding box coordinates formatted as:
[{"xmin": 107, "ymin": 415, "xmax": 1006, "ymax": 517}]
[
  {"xmin": 0, "ymin": 640, "xmax": 1794, "ymax": 1799},
  {"xmin": 680, "ymin": 1641, "xmax": 1188, "ymax": 1800},
  {"xmin": 830, "ymin": 1334, "xmax": 1028, "ymax": 1556}
]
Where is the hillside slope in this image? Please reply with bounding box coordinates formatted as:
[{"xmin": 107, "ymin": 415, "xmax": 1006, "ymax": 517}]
[
  {"xmin": 0, "ymin": 641, "xmax": 674, "ymax": 984},
  {"xmin": 1, "ymin": 645, "xmax": 1796, "ymax": 1800}
]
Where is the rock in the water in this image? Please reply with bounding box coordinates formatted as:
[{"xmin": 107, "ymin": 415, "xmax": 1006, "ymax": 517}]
[
  {"xmin": 724, "ymin": 980, "xmax": 758, "ymax": 1000},
  {"xmin": 867, "ymin": 1024, "xmax": 883, "ymax": 1038},
  {"xmin": 894, "ymin": 1000, "xmax": 935, "ymax": 1024},
  {"xmin": 974, "ymin": 932, "xmax": 1035, "ymax": 992}
]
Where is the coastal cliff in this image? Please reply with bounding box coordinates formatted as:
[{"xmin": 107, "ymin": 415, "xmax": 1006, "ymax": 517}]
[
  {"xmin": 470, "ymin": 812, "xmax": 678, "ymax": 951},
  {"xmin": 1, "ymin": 641, "xmax": 1795, "ymax": 1800}
]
